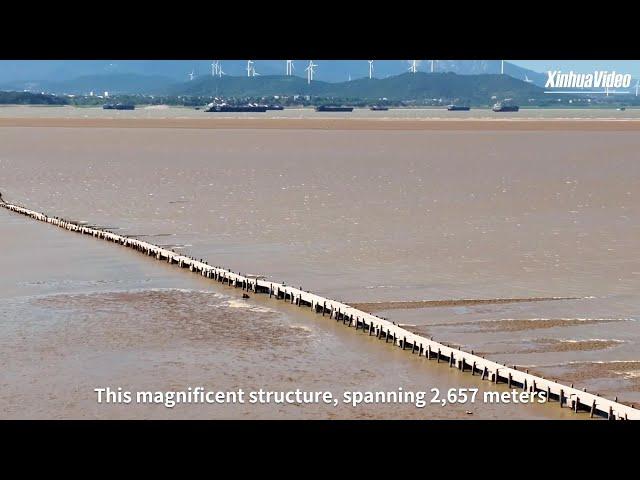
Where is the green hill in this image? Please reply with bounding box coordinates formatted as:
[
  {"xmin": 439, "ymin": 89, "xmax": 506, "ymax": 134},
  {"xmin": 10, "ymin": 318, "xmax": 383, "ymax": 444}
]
[
  {"xmin": 167, "ymin": 72, "xmax": 544, "ymax": 104},
  {"xmin": 169, "ymin": 75, "xmax": 316, "ymax": 97},
  {"xmin": 0, "ymin": 74, "xmax": 176, "ymax": 95},
  {"xmin": 45, "ymin": 74, "xmax": 175, "ymax": 95},
  {"xmin": 331, "ymin": 72, "xmax": 542, "ymax": 103},
  {"xmin": 0, "ymin": 91, "xmax": 67, "ymax": 105}
]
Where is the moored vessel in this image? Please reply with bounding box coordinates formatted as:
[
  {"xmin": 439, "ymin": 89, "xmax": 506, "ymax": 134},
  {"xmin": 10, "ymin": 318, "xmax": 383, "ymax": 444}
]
[
  {"xmin": 315, "ymin": 105, "xmax": 354, "ymax": 112},
  {"xmin": 205, "ymin": 103, "xmax": 268, "ymax": 112},
  {"xmin": 492, "ymin": 102, "xmax": 519, "ymax": 112}
]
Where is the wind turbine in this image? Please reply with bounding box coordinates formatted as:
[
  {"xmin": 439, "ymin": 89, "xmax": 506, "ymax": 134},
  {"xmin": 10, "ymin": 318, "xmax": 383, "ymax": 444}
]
[
  {"xmin": 211, "ymin": 60, "xmax": 216, "ymax": 76},
  {"xmin": 247, "ymin": 60, "xmax": 255, "ymax": 77},
  {"xmin": 368, "ymin": 60, "xmax": 374, "ymax": 79},
  {"xmin": 286, "ymin": 60, "xmax": 295, "ymax": 76},
  {"xmin": 431, "ymin": 60, "xmax": 436, "ymax": 73},
  {"xmin": 216, "ymin": 61, "xmax": 225, "ymax": 77},
  {"xmin": 188, "ymin": 70, "xmax": 195, "ymax": 81},
  {"xmin": 635, "ymin": 80, "xmax": 639, "ymax": 96},
  {"xmin": 501, "ymin": 60, "xmax": 505, "ymax": 75},
  {"xmin": 408, "ymin": 60, "xmax": 418, "ymax": 74},
  {"xmin": 305, "ymin": 60, "xmax": 317, "ymax": 84}
]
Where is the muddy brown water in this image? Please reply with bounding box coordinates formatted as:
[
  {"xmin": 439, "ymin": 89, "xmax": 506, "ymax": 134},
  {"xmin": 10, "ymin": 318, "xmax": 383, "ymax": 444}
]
[{"xmin": 1, "ymin": 112, "xmax": 638, "ymax": 418}]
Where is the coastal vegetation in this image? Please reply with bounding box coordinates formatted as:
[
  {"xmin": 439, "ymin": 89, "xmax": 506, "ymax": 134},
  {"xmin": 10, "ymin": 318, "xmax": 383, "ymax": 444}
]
[{"xmin": 0, "ymin": 91, "xmax": 67, "ymax": 105}]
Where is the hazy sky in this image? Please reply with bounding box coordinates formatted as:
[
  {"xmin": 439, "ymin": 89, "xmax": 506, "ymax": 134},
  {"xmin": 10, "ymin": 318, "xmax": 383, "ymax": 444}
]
[{"xmin": 513, "ymin": 60, "xmax": 640, "ymax": 76}]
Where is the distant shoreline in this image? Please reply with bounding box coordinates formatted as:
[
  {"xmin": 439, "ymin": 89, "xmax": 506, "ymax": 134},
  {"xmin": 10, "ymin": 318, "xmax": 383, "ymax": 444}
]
[
  {"xmin": 1, "ymin": 104, "xmax": 638, "ymax": 111},
  {"xmin": 1, "ymin": 116, "xmax": 640, "ymax": 131}
]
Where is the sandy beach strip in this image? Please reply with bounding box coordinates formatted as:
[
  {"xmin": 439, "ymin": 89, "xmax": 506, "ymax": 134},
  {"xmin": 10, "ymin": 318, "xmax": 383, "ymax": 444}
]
[
  {"xmin": 527, "ymin": 361, "xmax": 640, "ymax": 403},
  {"xmin": 350, "ymin": 296, "xmax": 578, "ymax": 312},
  {"xmin": 2, "ymin": 117, "xmax": 640, "ymax": 131},
  {"xmin": 555, "ymin": 361, "xmax": 640, "ymax": 381},
  {"xmin": 495, "ymin": 338, "xmax": 624, "ymax": 354},
  {"xmin": 420, "ymin": 318, "xmax": 617, "ymax": 333}
]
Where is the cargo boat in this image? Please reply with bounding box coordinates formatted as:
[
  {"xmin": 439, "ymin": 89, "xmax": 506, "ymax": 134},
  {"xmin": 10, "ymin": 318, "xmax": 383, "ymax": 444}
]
[
  {"xmin": 370, "ymin": 105, "xmax": 389, "ymax": 111},
  {"xmin": 492, "ymin": 102, "xmax": 519, "ymax": 112},
  {"xmin": 447, "ymin": 105, "xmax": 470, "ymax": 111},
  {"xmin": 205, "ymin": 103, "xmax": 268, "ymax": 112},
  {"xmin": 315, "ymin": 105, "xmax": 354, "ymax": 112},
  {"xmin": 103, "ymin": 103, "xmax": 135, "ymax": 110}
]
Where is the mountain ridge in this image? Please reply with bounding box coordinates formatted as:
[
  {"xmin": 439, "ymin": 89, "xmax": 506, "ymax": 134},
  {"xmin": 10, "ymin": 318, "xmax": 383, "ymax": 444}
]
[
  {"xmin": 0, "ymin": 60, "xmax": 547, "ymax": 88},
  {"xmin": 1, "ymin": 72, "xmax": 548, "ymax": 105},
  {"xmin": 0, "ymin": 73, "xmax": 176, "ymax": 95},
  {"xmin": 166, "ymin": 72, "xmax": 544, "ymax": 104}
]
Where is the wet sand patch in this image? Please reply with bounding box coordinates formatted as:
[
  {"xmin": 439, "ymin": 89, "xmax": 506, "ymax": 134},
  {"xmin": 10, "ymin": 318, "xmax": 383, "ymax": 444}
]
[
  {"xmin": 499, "ymin": 338, "xmax": 624, "ymax": 354},
  {"xmin": 29, "ymin": 289, "xmax": 303, "ymax": 351},
  {"xmin": 2, "ymin": 117, "xmax": 640, "ymax": 131},
  {"xmin": 526, "ymin": 361, "xmax": 640, "ymax": 405},
  {"xmin": 424, "ymin": 317, "xmax": 625, "ymax": 333},
  {"xmin": 545, "ymin": 361, "xmax": 640, "ymax": 382},
  {"xmin": 350, "ymin": 296, "xmax": 578, "ymax": 312}
]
